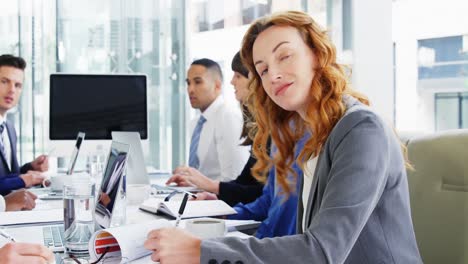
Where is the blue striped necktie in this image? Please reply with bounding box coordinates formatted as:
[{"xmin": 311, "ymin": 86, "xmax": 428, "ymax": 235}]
[
  {"xmin": 0, "ymin": 122, "xmax": 6, "ymax": 158},
  {"xmin": 188, "ymin": 116, "xmax": 206, "ymax": 168}
]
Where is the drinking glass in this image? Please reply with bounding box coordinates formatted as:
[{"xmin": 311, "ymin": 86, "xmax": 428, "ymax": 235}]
[{"xmin": 63, "ymin": 179, "xmax": 96, "ymax": 255}]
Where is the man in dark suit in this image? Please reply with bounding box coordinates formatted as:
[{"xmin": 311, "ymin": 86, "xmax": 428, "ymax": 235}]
[{"xmin": 0, "ymin": 54, "xmax": 49, "ymax": 195}]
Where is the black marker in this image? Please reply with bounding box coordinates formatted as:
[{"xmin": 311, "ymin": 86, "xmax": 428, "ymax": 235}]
[{"xmin": 175, "ymin": 193, "xmax": 189, "ymax": 227}]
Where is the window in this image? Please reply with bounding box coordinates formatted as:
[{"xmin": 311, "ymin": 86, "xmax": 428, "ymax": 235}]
[
  {"xmin": 190, "ymin": 0, "xmax": 314, "ymax": 33},
  {"xmin": 241, "ymin": 0, "xmax": 272, "ymax": 25},
  {"xmin": 0, "ymin": 0, "xmax": 187, "ymax": 171},
  {"xmin": 418, "ymin": 36, "xmax": 468, "ymax": 80},
  {"xmin": 193, "ymin": 0, "xmax": 225, "ymax": 32},
  {"xmin": 342, "ymin": 0, "xmax": 353, "ymax": 51},
  {"xmin": 435, "ymin": 92, "xmax": 468, "ymax": 131}
]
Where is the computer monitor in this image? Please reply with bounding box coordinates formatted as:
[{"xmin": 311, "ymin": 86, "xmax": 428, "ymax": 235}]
[{"xmin": 49, "ymin": 74, "xmax": 147, "ymax": 140}]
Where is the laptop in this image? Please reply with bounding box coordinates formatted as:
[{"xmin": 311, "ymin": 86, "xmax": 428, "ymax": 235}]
[
  {"xmin": 39, "ymin": 132, "xmax": 85, "ymax": 200},
  {"xmin": 5, "ymin": 141, "xmax": 130, "ymax": 253},
  {"xmin": 40, "ymin": 132, "xmax": 86, "ymax": 200},
  {"xmin": 95, "ymin": 141, "xmax": 130, "ymax": 228},
  {"xmin": 67, "ymin": 131, "xmax": 86, "ymax": 175},
  {"xmin": 111, "ymin": 131, "xmax": 150, "ymax": 185}
]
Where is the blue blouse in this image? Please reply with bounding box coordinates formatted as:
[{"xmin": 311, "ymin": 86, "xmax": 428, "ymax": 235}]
[{"xmin": 229, "ymin": 134, "xmax": 308, "ymax": 238}]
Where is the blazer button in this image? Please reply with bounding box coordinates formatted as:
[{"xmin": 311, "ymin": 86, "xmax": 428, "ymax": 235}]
[
  {"xmin": 208, "ymin": 260, "xmax": 218, "ymax": 264},
  {"xmin": 221, "ymin": 261, "xmax": 231, "ymax": 264},
  {"xmin": 235, "ymin": 261, "xmax": 244, "ymax": 264}
]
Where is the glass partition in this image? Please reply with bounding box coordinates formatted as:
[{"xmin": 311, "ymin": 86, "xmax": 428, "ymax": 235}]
[{"xmin": 0, "ymin": 0, "xmax": 187, "ymax": 171}]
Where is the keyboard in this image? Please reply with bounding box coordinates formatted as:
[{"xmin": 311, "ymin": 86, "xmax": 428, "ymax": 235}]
[{"xmin": 43, "ymin": 225, "xmax": 65, "ymax": 252}]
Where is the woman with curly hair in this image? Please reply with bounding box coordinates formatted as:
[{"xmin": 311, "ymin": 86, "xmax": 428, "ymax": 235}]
[{"xmin": 144, "ymin": 11, "xmax": 422, "ymax": 264}]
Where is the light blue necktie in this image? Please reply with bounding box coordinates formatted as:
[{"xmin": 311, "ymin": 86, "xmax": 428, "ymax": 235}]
[{"xmin": 188, "ymin": 116, "xmax": 206, "ymax": 168}]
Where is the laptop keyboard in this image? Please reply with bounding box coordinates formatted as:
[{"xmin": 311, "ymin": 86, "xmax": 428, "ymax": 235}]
[{"xmin": 43, "ymin": 226, "xmax": 65, "ymax": 248}]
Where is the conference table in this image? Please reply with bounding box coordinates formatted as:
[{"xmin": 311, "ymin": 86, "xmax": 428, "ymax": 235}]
[{"xmin": 0, "ymin": 174, "xmax": 250, "ymax": 263}]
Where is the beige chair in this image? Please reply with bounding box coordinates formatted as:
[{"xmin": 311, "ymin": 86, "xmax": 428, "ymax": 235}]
[{"xmin": 406, "ymin": 129, "xmax": 468, "ymax": 264}]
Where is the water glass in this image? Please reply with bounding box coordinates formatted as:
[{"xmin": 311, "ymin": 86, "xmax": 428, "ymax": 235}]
[{"xmin": 63, "ymin": 180, "xmax": 96, "ymax": 255}]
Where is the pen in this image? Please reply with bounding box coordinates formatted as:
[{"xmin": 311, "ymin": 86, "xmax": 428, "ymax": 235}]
[
  {"xmin": 0, "ymin": 229, "xmax": 16, "ymax": 242},
  {"xmin": 175, "ymin": 193, "xmax": 189, "ymax": 228},
  {"xmin": 180, "ymin": 190, "xmax": 198, "ymax": 199},
  {"xmin": 164, "ymin": 190, "xmax": 178, "ymax": 202},
  {"xmin": 159, "ymin": 185, "xmax": 198, "ymax": 199}
]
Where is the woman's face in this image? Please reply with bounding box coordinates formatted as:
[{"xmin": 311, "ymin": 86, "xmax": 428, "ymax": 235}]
[
  {"xmin": 252, "ymin": 25, "xmax": 317, "ymax": 118},
  {"xmin": 230, "ymin": 71, "xmax": 250, "ymax": 102}
]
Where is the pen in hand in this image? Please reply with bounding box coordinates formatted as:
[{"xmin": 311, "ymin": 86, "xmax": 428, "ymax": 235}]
[
  {"xmin": 175, "ymin": 193, "xmax": 189, "ymax": 228},
  {"xmin": 0, "ymin": 229, "xmax": 16, "ymax": 242}
]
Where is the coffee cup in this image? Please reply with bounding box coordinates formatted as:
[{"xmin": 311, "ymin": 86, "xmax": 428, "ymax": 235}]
[
  {"xmin": 127, "ymin": 184, "xmax": 151, "ymax": 205},
  {"xmin": 185, "ymin": 218, "xmax": 227, "ymax": 239},
  {"xmin": 43, "ymin": 172, "xmax": 90, "ymax": 192}
]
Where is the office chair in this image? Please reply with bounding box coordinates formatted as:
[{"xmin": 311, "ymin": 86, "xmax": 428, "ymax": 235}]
[{"xmin": 406, "ymin": 129, "xmax": 468, "ymax": 264}]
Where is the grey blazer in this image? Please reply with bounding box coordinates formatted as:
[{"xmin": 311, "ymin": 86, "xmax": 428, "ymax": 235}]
[{"xmin": 201, "ymin": 97, "xmax": 422, "ymax": 264}]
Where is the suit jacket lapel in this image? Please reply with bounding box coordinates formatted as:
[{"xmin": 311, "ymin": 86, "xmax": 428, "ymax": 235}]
[
  {"xmin": 296, "ymin": 170, "xmax": 304, "ymax": 234},
  {"xmin": 0, "ymin": 144, "xmax": 9, "ymax": 172},
  {"xmin": 0, "ymin": 122, "xmax": 12, "ymax": 172}
]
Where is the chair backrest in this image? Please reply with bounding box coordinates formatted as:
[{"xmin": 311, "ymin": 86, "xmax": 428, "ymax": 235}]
[{"xmin": 406, "ymin": 129, "xmax": 468, "ymax": 264}]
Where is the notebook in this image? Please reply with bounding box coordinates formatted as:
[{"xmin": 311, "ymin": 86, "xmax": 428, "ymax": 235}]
[{"xmin": 139, "ymin": 198, "xmax": 237, "ymax": 219}]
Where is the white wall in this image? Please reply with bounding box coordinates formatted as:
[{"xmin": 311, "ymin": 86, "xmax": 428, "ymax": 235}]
[{"xmin": 352, "ymin": 0, "xmax": 394, "ymax": 123}]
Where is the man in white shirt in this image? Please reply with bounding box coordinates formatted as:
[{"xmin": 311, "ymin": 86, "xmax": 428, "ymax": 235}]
[
  {"xmin": 180, "ymin": 58, "xmax": 249, "ymax": 182},
  {"xmin": 0, "ymin": 189, "xmax": 37, "ymax": 212}
]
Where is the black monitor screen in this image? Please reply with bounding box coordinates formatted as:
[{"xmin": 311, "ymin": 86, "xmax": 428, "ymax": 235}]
[{"xmin": 50, "ymin": 74, "xmax": 147, "ymax": 139}]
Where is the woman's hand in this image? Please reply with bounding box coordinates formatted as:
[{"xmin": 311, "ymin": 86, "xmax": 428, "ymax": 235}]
[
  {"xmin": 0, "ymin": 243, "xmax": 54, "ymax": 264},
  {"xmin": 166, "ymin": 166, "xmax": 220, "ymax": 194},
  {"xmin": 144, "ymin": 227, "xmax": 201, "ymax": 264},
  {"xmin": 193, "ymin": 191, "xmax": 218, "ymax": 201}
]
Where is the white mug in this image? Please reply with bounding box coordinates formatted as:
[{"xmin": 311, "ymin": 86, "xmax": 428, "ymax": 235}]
[
  {"xmin": 43, "ymin": 173, "xmax": 90, "ymax": 192},
  {"xmin": 185, "ymin": 218, "xmax": 227, "ymax": 239},
  {"xmin": 127, "ymin": 184, "xmax": 151, "ymax": 205}
]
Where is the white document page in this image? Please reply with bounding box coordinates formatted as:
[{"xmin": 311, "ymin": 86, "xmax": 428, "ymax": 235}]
[
  {"xmin": 0, "ymin": 208, "xmax": 63, "ymax": 226},
  {"xmin": 89, "ymin": 219, "xmax": 171, "ymax": 262}
]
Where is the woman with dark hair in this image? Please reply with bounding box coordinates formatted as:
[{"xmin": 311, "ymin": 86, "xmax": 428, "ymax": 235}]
[{"xmin": 145, "ymin": 11, "xmax": 422, "ymax": 264}]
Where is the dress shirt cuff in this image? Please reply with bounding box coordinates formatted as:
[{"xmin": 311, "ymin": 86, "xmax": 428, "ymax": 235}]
[{"xmin": 0, "ymin": 195, "xmax": 5, "ymax": 212}]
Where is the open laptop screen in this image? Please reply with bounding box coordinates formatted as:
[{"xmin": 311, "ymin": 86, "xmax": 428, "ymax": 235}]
[
  {"xmin": 66, "ymin": 132, "xmax": 85, "ymax": 175},
  {"xmin": 95, "ymin": 141, "xmax": 129, "ymax": 228}
]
